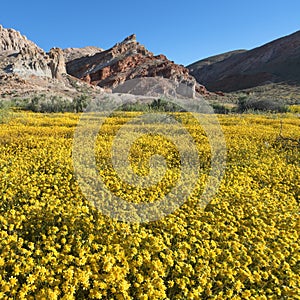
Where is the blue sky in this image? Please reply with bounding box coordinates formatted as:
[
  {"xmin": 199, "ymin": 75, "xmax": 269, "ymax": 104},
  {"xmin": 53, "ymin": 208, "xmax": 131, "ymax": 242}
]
[{"xmin": 1, "ymin": 1, "xmax": 299, "ymax": 65}]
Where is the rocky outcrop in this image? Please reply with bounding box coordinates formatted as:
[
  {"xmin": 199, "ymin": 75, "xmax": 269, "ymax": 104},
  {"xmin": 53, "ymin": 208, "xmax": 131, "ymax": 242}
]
[
  {"xmin": 0, "ymin": 25, "xmax": 66, "ymax": 80},
  {"xmin": 0, "ymin": 25, "xmax": 38, "ymax": 52},
  {"xmin": 48, "ymin": 48, "xmax": 67, "ymax": 80},
  {"xmin": 66, "ymin": 34, "xmax": 207, "ymax": 97},
  {"xmin": 9, "ymin": 46, "xmax": 51, "ymax": 78},
  {"xmin": 113, "ymin": 77, "xmax": 193, "ymax": 98},
  {"xmin": 0, "ymin": 25, "xmax": 207, "ymax": 98},
  {"xmin": 187, "ymin": 30, "xmax": 300, "ymax": 92},
  {"xmin": 63, "ymin": 46, "xmax": 103, "ymax": 62}
]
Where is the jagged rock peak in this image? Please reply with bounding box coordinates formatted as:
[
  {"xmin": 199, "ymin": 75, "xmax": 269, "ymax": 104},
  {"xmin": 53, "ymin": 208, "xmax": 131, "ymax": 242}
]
[
  {"xmin": 66, "ymin": 34, "xmax": 208, "ymax": 97},
  {"xmin": 0, "ymin": 24, "xmax": 41, "ymax": 53},
  {"xmin": 109, "ymin": 34, "xmax": 150, "ymax": 58},
  {"xmin": 121, "ymin": 34, "xmax": 137, "ymax": 44},
  {"xmin": 0, "ymin": 25, "xmax": 66, "ymax": 80}
]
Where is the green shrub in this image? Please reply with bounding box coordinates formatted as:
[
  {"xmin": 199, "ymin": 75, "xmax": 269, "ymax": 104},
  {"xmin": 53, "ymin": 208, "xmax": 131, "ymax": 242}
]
[
  {"xmin": 40, "ymin": 96, "xmax": 74, "ymax": 113},
  {"xmin": 212, "ymin": 103, "xmax": 230, "ymax": 114},
  {"xmin": 72, "ymin": 94, "xmax": 91, "ymax": 113},
  {"xmin": 8, "ymin": 94, "xmax": 91, "ymax": 113},
  {"xmin": 0, "ymin": 100, "xmax": 13, "ymax": 123},
  {"xmin": 119, "ymin": 102, "xmax": 150, "ymax": 112},
  {"xmin": 237, "ymin": 98, "xmax": 288, "ymax": 113},
  {"xmin": 148, "ymin": 98, "xmax": 185, "ymax": 112}
]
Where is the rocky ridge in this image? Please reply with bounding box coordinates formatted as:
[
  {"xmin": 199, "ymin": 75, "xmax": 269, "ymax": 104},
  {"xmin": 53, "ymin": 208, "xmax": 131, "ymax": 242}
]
[
  {"xmin": 188, "ymin": 30, "xmax": 300, "ymax": 92},
  {"xmin": 0, "ymin": 25, "xmax": 207, "ymax": 99},
  {"xmin": 0, "ymin": 25, "xmax": 66, "ymax": 79},
  {"xmin": 0, "ymin": 24, "xmax": 38, "ymax": 52},
  {"xmin": 0, "ymin": 25, "xmax": 97, "ymax": 99},
  {"xmin": 63, "ymin": 46, "xmax": 103, "ymax": 63},
  {"xmin": 66, "ymin": 34, "xmax": 207, "ymax": 98}
]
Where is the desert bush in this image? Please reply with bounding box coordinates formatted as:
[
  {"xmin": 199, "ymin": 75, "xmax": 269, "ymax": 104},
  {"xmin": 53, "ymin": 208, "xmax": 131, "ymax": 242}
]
[
  {"xmin": 19, "ymin": 94, "xmax": 47, "ymax": 112},
  {"xmin": 212, "ymin": 103, "xmax": 230, "ymax": 114},
  {"xmin": 98, "ymin": 98, "xmax": 186, "ymax": 112},
  {"xmin": 238, "ymin": 98, "xmax": 288, "ymax": 113},
  {"xmin": 39, "ymin": 96, "xmax": 73, "ymax": 113},
  {"xmin": 72, "ymin": 94, "xmax": 91, "ymax": 112},
  {"xmin": 119, "ymin": 102, "xmax": 150, "ymax": 112},
  {"xmin": 149, "ymin": 98, "xmax": 185, "ymax": 112},
  {"xmin": 118, "ymin": 98, "xmax": 185, "ymax": 112},
  {"xmin": 0, "ymin": 100, "xmax": 13, "ymax": 123},
  {"xmin": 9, "ymin": 94, "xmax": 90, "ymax": 113}
]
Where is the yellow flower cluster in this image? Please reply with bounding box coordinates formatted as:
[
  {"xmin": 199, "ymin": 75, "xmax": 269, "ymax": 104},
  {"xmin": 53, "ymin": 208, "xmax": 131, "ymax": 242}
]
[{"xmin": 0, "ymin": 112, "xmax": 299, "ymax": 299}]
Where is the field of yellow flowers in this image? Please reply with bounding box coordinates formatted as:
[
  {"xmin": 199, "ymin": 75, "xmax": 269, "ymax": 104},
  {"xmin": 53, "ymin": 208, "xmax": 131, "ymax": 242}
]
[{"xmin": 0, "ymin": 111, "xmax": 299, "ymax": 299}]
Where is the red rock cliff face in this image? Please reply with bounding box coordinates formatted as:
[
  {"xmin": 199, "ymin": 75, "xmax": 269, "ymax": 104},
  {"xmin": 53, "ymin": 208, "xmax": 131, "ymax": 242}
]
[{"xmin": 66, "ymin": 34, "xmax": 207, "ymax": 97}]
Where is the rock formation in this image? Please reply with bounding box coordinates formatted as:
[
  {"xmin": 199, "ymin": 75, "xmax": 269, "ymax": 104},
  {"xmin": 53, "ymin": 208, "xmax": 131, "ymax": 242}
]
[
  {"xmin": 63, "ymin": 46, "xmax": 103, "ymax": 62},
  {"xmin": 48, "ymin": 48, "xmax": 67, "ymax": 80},
  {"xmin": 0, "ymin": 25, "xmax": 206, "ymax": 99},
  {"xmin": 0, "ymin": 25, "xmax": 96, "ymax": 99},
  {"xmin": 66, "ymin": 34, "xmax": 207, "ymax": 97},
  {"xmin": 0, "ymin": 25, "xmax": 66, "ymax": 80},
  {"xmin": 0, "ymin": 25, "xmax": 38, "ymax": 52}
]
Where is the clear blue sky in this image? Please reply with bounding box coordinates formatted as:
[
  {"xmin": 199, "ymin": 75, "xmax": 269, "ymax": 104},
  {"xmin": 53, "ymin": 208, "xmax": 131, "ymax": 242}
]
[{"xmin": 1, "ymin": 0, "xmax": 299, "ymax": 65}]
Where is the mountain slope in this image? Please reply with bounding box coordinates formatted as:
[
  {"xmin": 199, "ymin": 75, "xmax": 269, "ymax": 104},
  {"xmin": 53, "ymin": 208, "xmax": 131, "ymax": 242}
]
[
  {"xmin": 66, "ymin": 34, "xmax": 207, "ymax": 97},
  {"xmin": 0, "ymin": 25, "xmax": 67, "ymax": 79},
  {"xmin": 187, "ymin": 30, "xmax": 300, "ymax": 92},
  {"xmin": 0, "ymin": 25, "xmax": 101, "ymax": 99},
  {"xmin": 188, "ymin": 50, "xmax": 247, "ymax": 71},
  {"xmin": 63, "ymin": 46, "xmax": 103, "ymax": 63}
]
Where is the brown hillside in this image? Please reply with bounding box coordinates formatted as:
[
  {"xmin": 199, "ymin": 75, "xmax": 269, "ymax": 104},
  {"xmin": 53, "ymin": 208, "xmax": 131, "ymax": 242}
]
[{"xmin": 187, "ymin": 30, "xmax": 300, "ymax": 92}]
